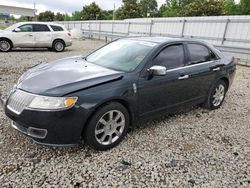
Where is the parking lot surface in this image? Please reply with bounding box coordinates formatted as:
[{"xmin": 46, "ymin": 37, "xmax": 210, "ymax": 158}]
[{"xmin": 0, "ymin": 40, "xmax": 249, "ymax": 187}]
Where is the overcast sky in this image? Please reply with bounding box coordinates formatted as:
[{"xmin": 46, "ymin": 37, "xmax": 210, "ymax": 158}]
[{"xmin": 1, "ymin": 0, "xmax": 167, "ymax": 14}]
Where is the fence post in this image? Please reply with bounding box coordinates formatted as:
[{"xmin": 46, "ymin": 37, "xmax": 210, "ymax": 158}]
[
  {"xmin": 68, "ymin": 22, "xmax": 70, "ymax": 30},
  {"xmin": 99, "ymin": 21, "xmax": 101, "ymax": 40},
  {"xmin": 88, "ymin": 21, "xmax": 91, "ymax": 39},
  {"xmin": 111, "ymin": 21, "xmax": 114, "ymax": 41},
  {"xmin": 127, "ymin": 22, "xmax": 131, "ymax": 36},
  {"xmin": 149, "ymin": 20, "xmax": 154, "ymax": 36},
  {"xmin": 181, "ymin": 19, "xmax": 186, "ymax": 37},
  {"xmin": 222, "ymin": 18, "xmax": 230, "ymax": 45},
  {"xmin": 81, "ymin": 21, "xmax": 82, "ymax": 30}
]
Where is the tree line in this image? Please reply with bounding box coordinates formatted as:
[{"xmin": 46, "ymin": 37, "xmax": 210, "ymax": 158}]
[{"xmin": 36, "ymin": 0, "xmax": 250, "ymax": 21}]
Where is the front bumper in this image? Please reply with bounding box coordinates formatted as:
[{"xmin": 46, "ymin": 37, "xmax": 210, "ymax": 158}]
[{"xmin": 4, "ymin": 103, "xmax": 91, "ymax": 146}]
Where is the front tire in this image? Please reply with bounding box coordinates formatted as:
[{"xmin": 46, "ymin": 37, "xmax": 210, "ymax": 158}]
[
  {"xmin": 204, "ymin": 80, "xmax": 227, "ymax": 110},
  {"xmin": 84, "ymin": 102, "xmax": 129, "ymax": 150},
  {"xmin": 52, "ymin": 40, "xmax": 65, "ymax": 52},
  {"xmin": 0, "ymin": 39, "xmax": 12, "ymax": 52}
]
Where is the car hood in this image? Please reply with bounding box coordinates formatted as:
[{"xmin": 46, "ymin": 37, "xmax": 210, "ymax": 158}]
[{"xmin": 17, "ymin": 56, "xmax": 124, "ymax": 96}]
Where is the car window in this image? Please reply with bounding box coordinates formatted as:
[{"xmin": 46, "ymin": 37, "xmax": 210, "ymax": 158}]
[
  {"xmin": 50, "ymin": 25, "xmax": 64, "ymax": 31},
  {"xmin": 18, "ymin": 24, "xmax": 33, "ymax": 32},
  {"xmin": 153, "ymin": 44, "xmax": 185, "ymax": 69},
  {"xmin": 187, "ymin": 43, "xmax": 217, "ymax": 64},
  {"xmin": 33, "ymin": 24, "xmax": 51, "ymax": 32}
]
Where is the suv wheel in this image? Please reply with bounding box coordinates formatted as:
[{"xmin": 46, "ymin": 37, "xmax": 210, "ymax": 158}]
[
  {"xmin": 0, "ymin": 39, "xmax": 11, "ymax": 52},
  {"xmin": 52, "ymin": 40, "xmax": 65, "ymax": 52},
  {"xmin": 204, "ymin": 80, "xmax": 227, "ymax": 110},
  {"xmin": 84, "ymin": 102, "xmax": 129, "ymax": 150}
]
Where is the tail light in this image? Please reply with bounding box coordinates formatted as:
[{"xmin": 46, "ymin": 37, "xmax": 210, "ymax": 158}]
[
  {"xmin": 232, "ymin": 56, "xmax": 237, "ymax": 65},
  {"xmin": 67, "ymin": 32, "xmax": 71, "ymax": 37}
]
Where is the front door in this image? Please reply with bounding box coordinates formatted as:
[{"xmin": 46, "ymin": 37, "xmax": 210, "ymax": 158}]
[
  {"xmin": 138, "ymin": 44, "xmax": 193, "ymax": 117},
  {"xmin": 12, "ymin": 24, "xmax": 35, "ymax": 47}
]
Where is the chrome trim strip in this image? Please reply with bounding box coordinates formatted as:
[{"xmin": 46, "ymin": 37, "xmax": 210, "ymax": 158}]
[{"xmin": 166, "ymin": 61, "xmax": 215, "ymax": 73}]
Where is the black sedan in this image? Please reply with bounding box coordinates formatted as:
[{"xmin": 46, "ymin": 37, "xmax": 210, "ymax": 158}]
[{"xmin": 1, "ymin": 37, "xmax": 236, "ymax": 150}]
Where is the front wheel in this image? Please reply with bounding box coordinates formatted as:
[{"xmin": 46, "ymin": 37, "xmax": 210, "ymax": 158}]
[
  {"xmin": 204, "ymin": 80, "xmax": 227, "ymax": 110},
  {"xmin": 83, "ymin": 102, "xmax": 129, "ymax": 150},
  {"xmin": 0, "ymin": 39, "xmax": 12, "ymax": 52}
]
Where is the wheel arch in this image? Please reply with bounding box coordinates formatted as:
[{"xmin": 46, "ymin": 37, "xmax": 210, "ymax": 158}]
[
  {"xmin": 0, "ymin": 37, "xmax": 14, "ymax": 48},
  {"xmin": 52, "ymin": 38, "xmax": 66, "ymax": 46},
  {"xmin": 220, "ymin": 77, "xmax": 229, "ymax": 91},
  {"xmin": 81, "ymin": 98, "xmax": 135, "ymax": 137}
]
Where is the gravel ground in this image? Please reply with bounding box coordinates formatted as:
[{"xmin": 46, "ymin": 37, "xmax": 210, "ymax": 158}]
[{"xmin": 0, "ymin": 40, "xmax": 250, "ymax": 187}]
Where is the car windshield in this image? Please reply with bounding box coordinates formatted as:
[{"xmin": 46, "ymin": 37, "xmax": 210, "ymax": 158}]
[{"xmin": 86, "ymin": 39, "xmax": 157, "ymax": 72}]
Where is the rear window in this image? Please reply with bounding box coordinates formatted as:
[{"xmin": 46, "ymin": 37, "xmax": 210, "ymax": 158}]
[
  {"xmin": 187, "ymin": 43, "xmax": 217, "ymax": 64},
  {"xmin": 50, "ymin": 25, "xmax": 64, "ymax": 31},
  {"xmin": 33, "ymin": 24, "xmax": 50, "ymax": 32}
]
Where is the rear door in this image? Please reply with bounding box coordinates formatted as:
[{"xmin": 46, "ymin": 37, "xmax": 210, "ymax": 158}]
[
  {"xmin": 32, "ymin": 24, "xmax": 52, "ymax": 47},
  {"xmin": 185, "ymin": 43, "xmax": 221, "ymax": 99},
  {"xmin": 138, "ymin": 43, "xmax": 193, "ymax": 117}
]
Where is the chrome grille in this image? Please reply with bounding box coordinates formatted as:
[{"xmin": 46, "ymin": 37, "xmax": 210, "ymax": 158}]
[{"xmin": 7, "ymin": 90, "xmax": 34, "ymax": 115}]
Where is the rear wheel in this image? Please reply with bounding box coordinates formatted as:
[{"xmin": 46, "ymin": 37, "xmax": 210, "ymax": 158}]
[
  {"xmin": 84, "ymin": 102, "xmax": 129, "ymax": 150},
  {"xmin": 52, "ymin": 40, "xmax": 65, "ymax": 52},
  {"xmin": 204, "ymin": 80, "xmax": 227, "ymax": 110},
  {"xmin": 0, "ymin": 39, "xmax": 11, "ymax": 52}
]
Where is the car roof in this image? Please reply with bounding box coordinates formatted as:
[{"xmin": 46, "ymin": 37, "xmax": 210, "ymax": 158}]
[
  {"xmin": 15, "ymin": 22, "xmax": 64, "ymax": 27},
  {"xmin": 123, "ymin": 36, "xmax": 206, "ymax": 45}
]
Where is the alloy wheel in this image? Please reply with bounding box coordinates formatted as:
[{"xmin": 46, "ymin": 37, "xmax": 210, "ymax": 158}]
[
  {"xmin": 95, "ymin": 110, "xmax": 125, "ymax": 146},
  {"xmin": 55, "ymin": 42, "xmax": 64, "ymax": 52},
  {"xmin": 0, "ymin": 40, "xmax": 11, "ymax": 52},
  {"xmin": 212, "ymin": 84, "xmax": 225, "ymax": 107}
]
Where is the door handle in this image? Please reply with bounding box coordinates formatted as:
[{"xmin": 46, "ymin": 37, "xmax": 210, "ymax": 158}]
[
  {"xmin": 212, "ymin": 67, "xmax": 220, "ymax": 71},
  {"xmin": 28, "ymin": 34, "xmax": 33, "ymax": 37},
  {"xmin": 178, "ymin": 75, "xmax": 189, "ymax": 80}
]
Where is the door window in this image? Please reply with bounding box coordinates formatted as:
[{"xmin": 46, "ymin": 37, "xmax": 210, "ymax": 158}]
[
  {"xmin": 33, "ymin": 24, "xmax": 51, "ymax": 32},
  {"xmin": 187, "ymin": 43, "xmax": 217, "ymax": 64},
  {"xmin": 153, "ymin": 44, "xmax": 185, "ymax": 69},
  {"xmin": 18, "ymin": 24, "xmax": 33, "ymax": 32}
]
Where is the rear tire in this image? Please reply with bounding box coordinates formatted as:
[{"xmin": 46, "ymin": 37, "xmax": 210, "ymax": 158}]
[
  {"xmin": 0, "ymin": 39, "xmax": 12, "ymax": 52},
  {"xmin": 52, "ymin": 40, "xmax": 65, "ymax": 52},
  {"xmin": 83, "ymin": 102, "xmax": 129, "ymax": 150},
  {"xmin": 203, "ymin": 80, "xmax": 227, "ymax": 110}
]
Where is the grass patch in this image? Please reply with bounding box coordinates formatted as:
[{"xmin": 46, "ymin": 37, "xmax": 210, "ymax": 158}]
[{"xmin": 0, "ymin": 25, "xmax": 6, "ymax": 30}]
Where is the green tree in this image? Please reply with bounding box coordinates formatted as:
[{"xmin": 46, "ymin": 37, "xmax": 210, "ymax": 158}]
[
  {"xmin": 82, "ymin": 2, "xmax": 103, "ymax": 20},
  {"xmin": 140, "ymin": 0, "xmax": 158, "ymax": 17},
  {"xmin": 72, "ymin": 11, "xmax": 82, "ymax": 20},
  {"xmin": 55, "ymin": 12, "xmax": 64, "ymax": 21},
  {"xmin": 38, "ymin": 11, "xmax": 55, "ymax": 21},
  {"xmin": 239, "ymin": 0, "xmax": 250, "ymax": 15},
  {"xmin": 223, "ymin": 0, "xmax": 239, "ymax": 15},
  {"xmin": 182, "ymin": 0, "xmax": 223, "ymax": 16},
  {"xmin": 116, "ymin": 0, "xmax": 143, "ymax": 19},
  {"xmin": 63, "ymin": 14, "xmax": 72, "ymax": 21},
  {"xmin": 159, "ymin": 0, "xmax": 180, "ymax": 17},
  {"xmin": 102, "ymin": 10, "xmax": 114, "ymax": 20}
]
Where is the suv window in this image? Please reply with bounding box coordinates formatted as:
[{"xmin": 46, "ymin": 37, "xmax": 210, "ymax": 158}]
[
  {"xmin": 18, "ymin": 24, "xmax": 33, "ymax": 32},
  {"xmin": 153, "ymin": 44, "xmax": 185, "ymax": 69},
  {"xmin": 187, "ymin": 43, "xmax": 217, "ymax": 64},
  {"xmin": 50, "ymin": 25, "xmax": 64, "ymax": 31},
  {"xmin": 33, "ymin": 24, "xmax": 50, "ymax": 32}
]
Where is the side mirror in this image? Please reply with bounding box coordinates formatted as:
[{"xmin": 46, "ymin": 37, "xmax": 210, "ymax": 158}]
[
  {"xmin": 13, "ymin": 28, "xmax": 21, "ymax": 32},
  {"xmin": 148, "ymin": 65, "xmax": 167, "ymax": 76}
]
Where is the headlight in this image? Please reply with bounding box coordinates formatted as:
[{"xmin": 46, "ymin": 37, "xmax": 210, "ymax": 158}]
[{"xmin": 28, "ymin": 96, "xmax": 78, "ymax": 110}]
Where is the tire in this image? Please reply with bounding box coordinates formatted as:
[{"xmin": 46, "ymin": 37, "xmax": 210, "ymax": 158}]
[
  {"xmin": 52, "ymin": 40, "xmax": 65, "ymax": 52},
  {"xmin": 0, "ymin": 39, "xmax": 12, "ymax": 52},
  {"xmin": 83, "ymin": 102, "xmax": 129, "ymax": 150},
  {"xmin": 204, "ymin": 80, "xmax": 227, "ymax": 110}
]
